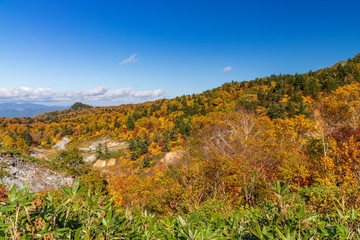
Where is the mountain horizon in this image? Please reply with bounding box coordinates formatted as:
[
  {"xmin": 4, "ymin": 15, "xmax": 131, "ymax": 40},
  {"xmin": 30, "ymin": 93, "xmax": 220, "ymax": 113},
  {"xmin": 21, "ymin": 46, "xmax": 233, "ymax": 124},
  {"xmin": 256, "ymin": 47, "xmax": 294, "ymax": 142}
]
[{"xmin": 0, "ymin": 103, "xmax": 68, "ymax": 118}]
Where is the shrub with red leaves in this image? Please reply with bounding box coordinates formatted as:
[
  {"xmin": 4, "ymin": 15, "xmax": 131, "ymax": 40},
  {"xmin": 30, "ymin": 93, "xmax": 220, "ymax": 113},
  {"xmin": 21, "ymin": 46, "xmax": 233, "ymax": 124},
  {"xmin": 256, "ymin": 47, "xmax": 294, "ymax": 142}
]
[
  {"xmin": 0, "ymin": 193, "xmax": 7, "ymax": 199},
  {"xmin": 0, "ymin": 187, "xmax": 8, "ymax": 200}
]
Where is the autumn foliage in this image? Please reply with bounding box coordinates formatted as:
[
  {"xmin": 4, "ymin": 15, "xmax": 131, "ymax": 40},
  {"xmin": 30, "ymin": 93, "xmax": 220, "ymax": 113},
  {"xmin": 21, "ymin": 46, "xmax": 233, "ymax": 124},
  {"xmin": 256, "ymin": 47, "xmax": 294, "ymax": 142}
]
[{"xmin": 1, "ymin": 53, "xmax": 360, "ymax": 216}]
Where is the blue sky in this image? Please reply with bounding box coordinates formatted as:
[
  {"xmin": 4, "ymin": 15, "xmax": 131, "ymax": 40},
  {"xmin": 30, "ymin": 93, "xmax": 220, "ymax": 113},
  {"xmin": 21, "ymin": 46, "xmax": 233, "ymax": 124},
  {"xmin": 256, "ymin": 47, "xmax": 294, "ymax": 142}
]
[{"xmin": 0, "ymin": 0, "xmax": 359, "ymax": 106}]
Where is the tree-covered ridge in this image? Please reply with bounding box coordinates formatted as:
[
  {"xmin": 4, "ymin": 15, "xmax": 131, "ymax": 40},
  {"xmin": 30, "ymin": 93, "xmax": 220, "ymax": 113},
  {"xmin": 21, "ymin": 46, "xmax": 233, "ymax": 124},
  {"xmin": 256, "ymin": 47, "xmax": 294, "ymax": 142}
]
[
  {"xmin": 68, "ymin": 102, "xmax": 93, "ymax": 111},
  {"xmin": 1, "ymin": 53, "xmax": 360, "ymax": 238},
  {"xmin": 1, "ymin": 53, "xmax": 360, "ymax": 155},
  {"xmin": 0, "ymin": 54, "xmax": 359, "ymax": 201}
]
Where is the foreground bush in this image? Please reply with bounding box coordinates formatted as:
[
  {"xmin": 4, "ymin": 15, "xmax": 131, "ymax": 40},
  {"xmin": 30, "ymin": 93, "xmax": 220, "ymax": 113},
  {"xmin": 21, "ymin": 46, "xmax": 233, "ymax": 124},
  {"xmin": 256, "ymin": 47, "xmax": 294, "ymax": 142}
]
[{"xmin": 0, "ymin": 181, "xmax": 360, "ymax": 239}]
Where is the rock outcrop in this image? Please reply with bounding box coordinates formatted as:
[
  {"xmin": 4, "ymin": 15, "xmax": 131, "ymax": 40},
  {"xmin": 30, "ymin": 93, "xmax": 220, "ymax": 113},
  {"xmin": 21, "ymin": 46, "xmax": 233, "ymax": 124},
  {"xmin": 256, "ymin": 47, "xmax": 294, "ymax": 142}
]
[
  {"xmin": 93, "ymin": 158, "xmax": 117, "ymax": 169},
  {"xmin": 0, "ymin": 153, "xmax": 73, "ymax": 192},
  {"xmin": 160, "ymin": 150, "xmax": 184, "ymax": 166}
]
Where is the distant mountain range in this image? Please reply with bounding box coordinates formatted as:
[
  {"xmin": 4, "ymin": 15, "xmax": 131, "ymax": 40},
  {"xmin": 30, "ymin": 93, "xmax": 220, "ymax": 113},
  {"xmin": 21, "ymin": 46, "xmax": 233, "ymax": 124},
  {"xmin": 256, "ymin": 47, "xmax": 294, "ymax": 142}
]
[{"xmin": 0, "ymin": 103, "xmax": 68, "ymax": 118}]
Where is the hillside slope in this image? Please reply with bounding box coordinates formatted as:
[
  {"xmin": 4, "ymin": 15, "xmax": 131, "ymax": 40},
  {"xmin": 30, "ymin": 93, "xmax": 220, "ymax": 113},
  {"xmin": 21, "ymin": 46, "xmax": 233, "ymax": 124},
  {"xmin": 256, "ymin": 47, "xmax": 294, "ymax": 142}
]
[
  {"xmin": 0, "ymin": 53, "xmax": 360, "ymax": 215},
  {"xmin": 0, "ymin": 54, "xmax": 358, "ymax": 153}
]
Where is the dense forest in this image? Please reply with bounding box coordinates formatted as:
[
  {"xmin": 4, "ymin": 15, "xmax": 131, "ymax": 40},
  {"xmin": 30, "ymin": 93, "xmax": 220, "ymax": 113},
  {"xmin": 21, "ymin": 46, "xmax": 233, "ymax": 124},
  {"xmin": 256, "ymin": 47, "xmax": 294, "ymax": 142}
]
[{"xmin": 1, "ymin": 53, "xmax": 360, "ymax": 239}]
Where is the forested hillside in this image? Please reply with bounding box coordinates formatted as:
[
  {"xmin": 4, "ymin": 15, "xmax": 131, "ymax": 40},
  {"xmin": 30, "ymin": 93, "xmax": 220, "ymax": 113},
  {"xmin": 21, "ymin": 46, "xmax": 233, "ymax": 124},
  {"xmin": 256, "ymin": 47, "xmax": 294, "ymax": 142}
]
[{"xmin": 1, "ymin": 53, "xmax": 360, "ymax": 238}]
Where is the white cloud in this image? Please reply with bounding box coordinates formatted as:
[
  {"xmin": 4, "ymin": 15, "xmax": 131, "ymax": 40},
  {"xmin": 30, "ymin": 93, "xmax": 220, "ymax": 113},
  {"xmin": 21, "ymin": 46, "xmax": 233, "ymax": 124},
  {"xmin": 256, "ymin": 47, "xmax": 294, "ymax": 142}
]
[
  {"xmin": 119, "ymin": 53, "xmax": 139, "ymax": 65},
  {"xmin": 134, "ymin": 89, "xmax": 164, "ymax": 97},
  {"xmin": 0, "ymin": 87, "xmax": 165, "ymax": 104},
  {"xmin": 223, "ymin": 66, "xmax": 232, "ymax": 72}
]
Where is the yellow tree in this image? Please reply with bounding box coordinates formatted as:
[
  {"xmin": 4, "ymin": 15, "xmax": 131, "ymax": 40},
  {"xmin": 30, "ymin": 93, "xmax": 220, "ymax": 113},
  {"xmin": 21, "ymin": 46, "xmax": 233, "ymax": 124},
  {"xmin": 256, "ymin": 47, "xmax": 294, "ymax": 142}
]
[
  {"xmin": 321, "ymin": 82, "xmax": 360, "ymax": 131},
  {"xmin": 192, "ymin": 111, "xmax": 278, "ymax": 205},
  {"xmin": 320, "ymin": 136, "xmax": 360, "ymax": 186},
  {"xmin": 269, "ymin": 115, "xmax": 316, "ymax": 187}
]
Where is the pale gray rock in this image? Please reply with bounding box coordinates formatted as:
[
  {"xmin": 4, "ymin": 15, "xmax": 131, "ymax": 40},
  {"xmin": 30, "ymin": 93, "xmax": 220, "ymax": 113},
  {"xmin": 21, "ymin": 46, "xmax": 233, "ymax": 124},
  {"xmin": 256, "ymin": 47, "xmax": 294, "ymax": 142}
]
[
  {"xmin": 0, "ymin": 153, "xmax": 73, "ymax": 192},
  {"xmin": 160, "ymin": 150, "xmax": 184, "ymax": 166},
  {"xmin": 53, "ymin": 137, "xmax": 70, "ymax": 150}
]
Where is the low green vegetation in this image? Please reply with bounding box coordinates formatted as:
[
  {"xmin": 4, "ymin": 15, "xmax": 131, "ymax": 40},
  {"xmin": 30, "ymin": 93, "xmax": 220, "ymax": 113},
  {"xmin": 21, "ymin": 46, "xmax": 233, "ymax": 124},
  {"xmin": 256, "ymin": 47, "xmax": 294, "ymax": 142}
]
[
  {"xmin": 50, "ymin": 147, "xmax": 89, "ymax": 176},
  {"xmin": 1, "ymin": 181, "xmax": 360, "ymax": 239}
]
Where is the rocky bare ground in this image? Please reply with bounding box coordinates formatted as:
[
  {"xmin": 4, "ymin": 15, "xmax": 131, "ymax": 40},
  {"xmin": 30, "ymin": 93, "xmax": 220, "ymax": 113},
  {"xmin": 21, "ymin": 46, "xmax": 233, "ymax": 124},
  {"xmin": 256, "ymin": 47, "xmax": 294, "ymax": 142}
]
[
  {"xmin": 160, "ymin": 150, "xmax": 184, "ymax": 166},
  {"xmin": 0, "ymin": 153, "xmax": 73, "ymax": 192},
  {"xmin": 53, "ymin": 137, "xmax": 70, "ymax": 150}
]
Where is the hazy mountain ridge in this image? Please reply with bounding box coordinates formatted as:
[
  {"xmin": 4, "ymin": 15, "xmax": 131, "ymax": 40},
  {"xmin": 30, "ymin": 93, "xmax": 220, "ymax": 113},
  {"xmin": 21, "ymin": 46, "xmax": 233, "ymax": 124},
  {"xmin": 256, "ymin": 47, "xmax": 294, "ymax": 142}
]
[{"xmin": 0, "ymin": 103, "xmax": 68, "ymax": 118}]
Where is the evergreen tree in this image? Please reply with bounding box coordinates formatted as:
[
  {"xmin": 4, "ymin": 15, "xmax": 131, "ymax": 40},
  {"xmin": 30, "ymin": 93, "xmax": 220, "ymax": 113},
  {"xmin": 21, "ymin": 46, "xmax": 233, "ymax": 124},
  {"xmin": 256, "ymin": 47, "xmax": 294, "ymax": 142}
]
[
  {"xmin": 96, "ymin": 143, "xmax": 103, "ymax": 159},
  {"xmin": 180, "ymin": 121, "xmax": 191, "ymax": 136},
  {"xmin": 200, "ymin": 106, "xmax": 206, "ymax": 116},
  {"xmin": 104, "ymin": 141, "xmax": 109, "ymax": 157},
  {"xmin": 147, "ymin": 121, "xmax": 153, "ymax": 130},
  {"xmin": 126, "ymin": 115, "xmax": 135, "ymax": 131},
  {"xmin": 285, "ymin": 101, "xmax": 296, "ymax": 117},
  {"xmin": 20, "ymin": 131, "xmax": 32, "ymax": 147},
  {"xmin": 163, "ymin": 137, "xmax": 170, "ymax": 152},
  {"xmin": 257, "ymin": 87, "xmax": 265, "ymax": 104},
  {"xmin": 267, "ymin": 103, "xmax": 286, "ymax": 119},
  {"xmin": 143, "ymin": 155, "xmax": 151, "ymax": 168},
  {"xmin": 52, "ymin": 147, "xmax": 86, "ymax": 176},
  {"xmin": 114, "ymin": 121, "xmax": 120, "ymax": 129}
]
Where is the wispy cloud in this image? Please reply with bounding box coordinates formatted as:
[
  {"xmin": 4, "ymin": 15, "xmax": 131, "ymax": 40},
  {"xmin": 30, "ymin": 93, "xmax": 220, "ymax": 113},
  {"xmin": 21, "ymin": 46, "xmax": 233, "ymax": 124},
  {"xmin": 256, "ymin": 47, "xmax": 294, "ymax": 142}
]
[
  {"xmin": 0, "ymin": 87, "xmax": 165, "ymax": 104},
  {"xmin": 120, "ymin": 53, "xmax": 139, "ymax": 65},
  {"xmin": 223, "ymin": 66, "xmax": 232, "ymax": 72}
]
